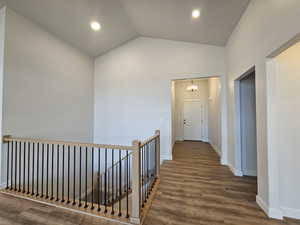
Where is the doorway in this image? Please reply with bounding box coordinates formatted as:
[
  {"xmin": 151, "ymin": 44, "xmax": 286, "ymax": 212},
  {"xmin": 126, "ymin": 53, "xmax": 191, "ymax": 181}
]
[
  {"xmin": 266, "ymin": 40, "xmax": 300, "ymax": 217},
  {"xmin": 236, "ymin": 68, "xmax": 257, "ymax": 177},
  {"xmin": 173, "ymin": 79, "xmax": 209, "ymax": 143},
  {"xmin": 172, "ymin": 77, "xmax": 223, "ymax": 159}
]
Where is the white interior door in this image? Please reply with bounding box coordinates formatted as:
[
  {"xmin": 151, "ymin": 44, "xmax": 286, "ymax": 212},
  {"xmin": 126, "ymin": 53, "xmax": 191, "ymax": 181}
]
[{"xmin": 183, "ymin": 101, "xmax": 203, "ymax": 141}]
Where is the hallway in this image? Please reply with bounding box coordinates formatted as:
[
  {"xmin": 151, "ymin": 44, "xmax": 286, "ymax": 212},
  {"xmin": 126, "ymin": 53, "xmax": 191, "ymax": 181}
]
[
  {"xmin": 0, "ymin": 141, "xmax": 299, "ymax": 225},
  {"xmin": 144, "ymin": 141, "xmax": 299, "ymax": 225}
]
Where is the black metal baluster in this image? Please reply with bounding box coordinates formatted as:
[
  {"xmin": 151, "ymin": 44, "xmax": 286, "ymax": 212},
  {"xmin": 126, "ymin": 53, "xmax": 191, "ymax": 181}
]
[
  {"xmin": 32, "ymin": 143, "xmax": 35, "ymax": 195},
  {"xmin": 23, "ymin": 142, "xmax": 26, "ymax": 193},
  {"xmin": 27, "ymin": 143, "xmax": 30, "ymax": 194},
  {"xmin": 154, "ymin": 138, "xmax": 157, "ymax": 178},
  {"xmin": 6, "ymin": 141, "xmax": 10, "ymax": 189},
  {"xmin": 104, "ymin": 148, "xmax": 107, "ymax": 213},
  {"xmin": 84, "ymin": 147, "xmax": 88, "ymax": 208},
  {"xmin": 144, "ymin": 145, "xmax": 146, "ymax": 202},
  {"xmin": 118, "ymin": 150, "xmax": 122, "ymax": 216},
  {"xmin": 144, "ymin": 144, "xmax": 147, "ymax": 201},
  {"xmin": 150, "ymin": 140, "xmax": 154, "ymax": 190},
  {"xmin": 46, "ymin": 144, "xmax": 49, "ymax": 198},
  {"xmin": 141, "ymin": 145, "xmax": 144, "ymax": 207},
  {"xmin": 108, "ymin": 169, "xmax": 110, "ymax": 206},
  {"xmin": 10, "ymin": 141, "xmax": 14, "ymax": 190},
  {"xmin": 79, "ymin": 146, "xmax": 82, "ymax": 207},
  {"xmin": 145, "ymin": 143, "xmax": 149, "ymax": 202},
  {"xmin": 111, "ymin": 150, "xmax": 114, "ymax": 215},
  {"xmin": 115, "ymin": 163, "xmax": 118, "ymax": 210},
  {"xmin": 61, "ymin": 145, "xmax": 65, "ymax": 202},
  {"xmin": 15, "ymin": 141, "xmax": 17, "ymax": 191},
  {"xmin": 153, "ymin": 140, "xmax": 156, "ymax": 188},
  {"xmin": 91, "ymin": 147, "xmax": 94, "ymax": 210},
  {"xmin": 129, "ymin": 155, "xmax": 131, "ymax": 190},
  {"xmin": 126, "ymin": 150, "xmax": 129, "ymax": 218},
  {"xmin": 67, "ymin": 145, "xmax": 70, "ymax": 204},
  {"xmin": 51, "ymin": 144, "xmax": 54, "ymax": 200},
  {"xmin": 56, "ymin": 144, "xmax": 59, "ymax": 201},
  {"xmin": 150, "ymin": 141, "xmax": 153, "ymax": 187},
  {"xmin": 41, "ymin": 144, "xmax": 45, "ymax": 197},
  {"xmin": 144, "ymin": 144, "xmax": 147, "ymax": 202},
  {"xmin": 18, "ymin": 142, "xmax": 21, "ymax": 192},
  {"xmin": 97, "ymin": 148, "xmax": 101, "ymax": 212},
  {"xmin": 73, "ymin": 146, "xmax": 76, "ymax": 205},
  {"xmin": 145, "ymin": 144, "xmax": 148, "ymax": 202},
  {"xmin": 36, "ymin": 143, "xmax": 39, "ymax": 196},
  {"xmin": 146, "ymin": 143, "xmax": 149, "ymax": 199}
]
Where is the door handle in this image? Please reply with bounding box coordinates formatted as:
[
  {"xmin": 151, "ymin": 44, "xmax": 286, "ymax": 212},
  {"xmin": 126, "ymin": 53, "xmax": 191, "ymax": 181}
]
[{"xmin": 183, "ymin": 119, "xmax": 186, "ymax": 125}]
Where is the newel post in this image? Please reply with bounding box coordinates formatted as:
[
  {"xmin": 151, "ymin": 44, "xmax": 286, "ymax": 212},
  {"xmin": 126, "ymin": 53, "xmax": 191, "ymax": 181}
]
[
  {"xmin": 2, "ymin": 135, "xmax": 11, "ymax": 143},
  {"xmin": 130, "ymin": 140, "xmax": 141, "ymax": 224},
  {"xmin": 155, "ymin": 130, "xmax": 160, "ymax": 178}
]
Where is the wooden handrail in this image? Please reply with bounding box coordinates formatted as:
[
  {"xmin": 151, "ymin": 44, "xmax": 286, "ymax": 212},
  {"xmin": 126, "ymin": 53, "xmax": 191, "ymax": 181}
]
[
  {"xmin": 3, "ymin": 132, "xmax": 160, "ymax": 151},
  {"xmin": 140, "ymin": 134, "xmax": 159, "ymax": 147},
  {"xmin": 2, "ymin": 136, "xmax": 135, "ymax": 151}
]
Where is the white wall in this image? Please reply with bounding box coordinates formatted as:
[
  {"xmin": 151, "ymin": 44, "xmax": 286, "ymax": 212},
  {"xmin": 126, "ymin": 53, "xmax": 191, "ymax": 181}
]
[
  {"xmin": 0, "ymin": 8, "xmax": 94, "ymax": 188},
  {"xmin": 0, "ymin": 6, "xmax": 6, "ymax": 187},
  {"xmin": 174, "ymin": 79, "xmax": 209, "ymax": 142},
  {"xmin": 226, "ymin": 0, "xmax": 300, "ymax": 219},
  {"xmin": 208, "ymin": 78, "xmax": 221, "ymax": 156},
  {"xmin": 269, "ymin": 42, "xmax": 300, "ymax": 218},
  {"xmin": 94, "ymin": 37, "xmax": 226, "ymax": 160},
  {"xmin": 2, "ymin": 8, "xmax": 94, "ymax": 142},
  {"xmin": 171, "ymin": 81, "xmax": 176, "ymax": 148}
]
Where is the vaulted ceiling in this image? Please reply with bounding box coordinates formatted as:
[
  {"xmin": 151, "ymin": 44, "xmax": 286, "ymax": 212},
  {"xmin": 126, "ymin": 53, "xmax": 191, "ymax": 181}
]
[{"xmin": 2, "ymin": 0, "xmax": 249, "ymax": 57}]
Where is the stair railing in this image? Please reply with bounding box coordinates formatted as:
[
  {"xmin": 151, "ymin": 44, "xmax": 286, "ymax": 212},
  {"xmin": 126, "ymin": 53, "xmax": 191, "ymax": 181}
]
[{"xmin": 1, "ymin": 130, "xmax": 160, "ymax": 224}]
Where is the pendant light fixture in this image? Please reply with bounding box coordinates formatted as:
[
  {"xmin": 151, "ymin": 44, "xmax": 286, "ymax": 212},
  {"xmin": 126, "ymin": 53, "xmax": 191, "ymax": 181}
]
[{"xmin": 187, "ymin": 80, "xmax": 199, "ymax": 92}]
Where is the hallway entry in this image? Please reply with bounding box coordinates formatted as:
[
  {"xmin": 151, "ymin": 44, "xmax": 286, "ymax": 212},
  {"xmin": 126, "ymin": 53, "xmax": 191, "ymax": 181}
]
[
  {"xmin": 236, "ymin": 68, "xmax": 257, "ymax": 177},
  {"xmin": 172, "ymin": 78, "xmax": 222, "ymax": 155}
]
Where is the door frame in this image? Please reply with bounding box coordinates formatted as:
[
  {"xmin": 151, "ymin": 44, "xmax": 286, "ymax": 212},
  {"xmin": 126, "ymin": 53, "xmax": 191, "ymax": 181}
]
[
  {"xmin": 263, "ymin": 34, "xmax": 300, "ymax": 219},
  {"xmin": 170, "ymin": 75, "xmax": 228, "ymax": 165},
  {"xmin": 234, "ymin": 66, "xmax": 256, "ymax": 177},
  {"xmin": 183, "ymin": 99, "xmax": 206, "ymax": 142}
]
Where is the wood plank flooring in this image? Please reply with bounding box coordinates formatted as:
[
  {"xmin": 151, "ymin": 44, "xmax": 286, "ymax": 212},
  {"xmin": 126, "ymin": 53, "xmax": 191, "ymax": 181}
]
[
  {"xmin": 0, "ymin": 141, "xmax": 299, "ymax": 225},
  {"xmin": 144, "ymin": 141, "xmax": 300, "ymax": 225}
]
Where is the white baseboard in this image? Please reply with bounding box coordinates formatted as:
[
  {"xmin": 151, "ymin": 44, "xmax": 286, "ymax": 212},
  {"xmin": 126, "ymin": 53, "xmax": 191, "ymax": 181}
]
[
  {"xmin": 256, "ymin": 195, "xmax": 269, "ymax": 216},
  {"xmin": 243, "ymin": 169, "xmax": 257, "ymax": 177},
  {"xmin": 161, "ymin": 154, "xmax": 172, "ymax": 163},
  {"xmin": 281, "ymin": 207, "xmax": 300, "ymax": 220},
  {"xmin": 0, "ymin": 182, "xmax": 7, "ymax": 189},
  {"xmin": 202, "ymin": 137, "xmax": 209, "ymax": 142},
  {"xmin": 228, "ymin": 164, "xmax": 243, "ymax": 177},
  {"xmin": 256, "ymin": 195, "xmax": 283, "ymax": 220},
  {"xmin": 220, "ymin": 157, "xmax": 228, "ymax": 165},
  {"xmin": 208, "ymin": 140, "xmax": 221, "ymax": 157}
]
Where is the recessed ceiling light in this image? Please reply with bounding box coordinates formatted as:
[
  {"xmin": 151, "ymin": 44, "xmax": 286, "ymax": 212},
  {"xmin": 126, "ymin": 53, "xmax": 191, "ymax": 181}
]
[
  {"xmin": 192, "ymin": 9, "xmax": 200, "ymax": 19},
  {"xmin": 90, "ymin": 21, "xmax": 101, "ymax": 31}
]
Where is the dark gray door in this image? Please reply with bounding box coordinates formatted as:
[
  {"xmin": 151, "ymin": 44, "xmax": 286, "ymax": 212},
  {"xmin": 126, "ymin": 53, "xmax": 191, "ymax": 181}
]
[{"xmin": 240, "ymin": 72, "xmax": 257, "ymax": 176}]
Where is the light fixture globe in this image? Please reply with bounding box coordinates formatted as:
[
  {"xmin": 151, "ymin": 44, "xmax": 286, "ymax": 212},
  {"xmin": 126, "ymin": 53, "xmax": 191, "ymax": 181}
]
[
  {"xmin": 192, "ymin": 9, "xmax": 200, "ymax": 19},
  {"xmin": 187, "ymin": 80, "xmax": 199, "ymax": 92},
  {"xmin": 90, "ymin": 21, "xmax": 101, "ymax": 31}
]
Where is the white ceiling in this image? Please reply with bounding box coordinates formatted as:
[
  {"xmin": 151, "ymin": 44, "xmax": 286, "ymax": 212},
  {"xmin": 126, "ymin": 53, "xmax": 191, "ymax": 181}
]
[
  {"xmin": 2, "ymin": 0, "xmax": 249, "ymax": 57},
  {"xmin": 122, "ymin": 0, "xmax": 250, "ymax": 46}
]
